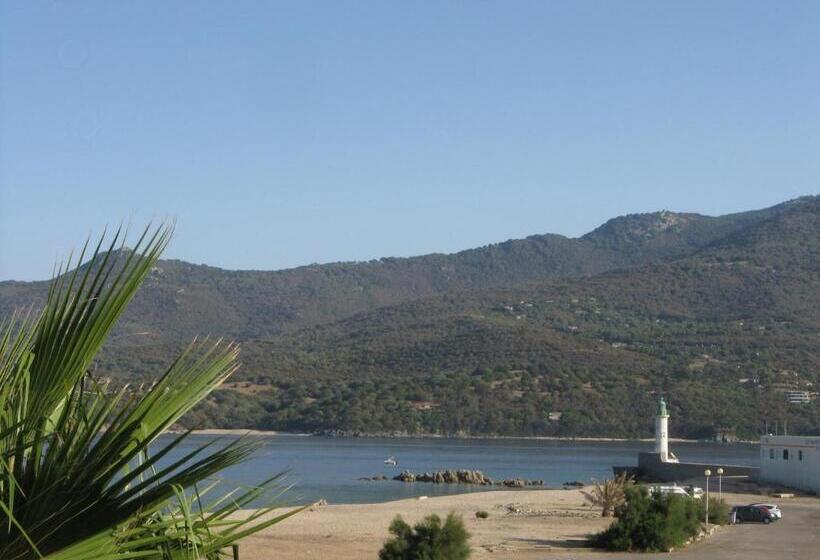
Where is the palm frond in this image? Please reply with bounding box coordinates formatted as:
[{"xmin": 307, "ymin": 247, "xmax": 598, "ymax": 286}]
[{"xmin": 1, "ymin": 224, "xmax": 297, "ymax": 560}]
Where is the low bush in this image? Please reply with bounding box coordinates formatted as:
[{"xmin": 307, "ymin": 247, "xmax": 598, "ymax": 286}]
[
  {"xmin": 475, "ymin": 510, "xmax": 489, "ymax": 519},
  {"xmin": 379, "ymin": 513, "xmax": 471, "ymax": 560},
  {"xmin": 698, "ymin": 496, "xmax": 730, "ymax": 525},
  {"xmin": 591, "ymin": 486, "xmax": 710, "ymax": 552}
]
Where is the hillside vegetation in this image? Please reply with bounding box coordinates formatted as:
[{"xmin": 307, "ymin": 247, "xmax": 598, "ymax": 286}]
[
  {"xmin": 2, "ymin": 196, "xmax": 818, "ymax": 439},
  {"xmin": 1, "ymin": 198, "xmax": 794, "ymax": 342}
]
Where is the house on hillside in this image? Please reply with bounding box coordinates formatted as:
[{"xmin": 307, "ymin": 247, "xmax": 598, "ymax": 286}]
[{"xmin": 785, "ymin": 390, "xmax": 812, "ymax": 404}]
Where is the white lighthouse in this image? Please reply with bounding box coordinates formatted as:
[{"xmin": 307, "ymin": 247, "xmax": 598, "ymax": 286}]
[{"xmin": 654, "ymin": 396, "xmax": 677, "ymax": 462}]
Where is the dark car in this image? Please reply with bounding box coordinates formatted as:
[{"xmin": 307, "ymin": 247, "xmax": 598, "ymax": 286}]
[{"xmin": 731, "ymin": 505, "xmax": 777, "ymax": 524}]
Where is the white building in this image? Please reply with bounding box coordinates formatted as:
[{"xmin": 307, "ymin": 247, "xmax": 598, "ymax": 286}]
[
  {"xmin": 784, "ymin": 390, "xmax": 811, "ymax": 404},
  {"xmin": 760, "ymin": 435, "xmax": 820, "ymax": 493}
]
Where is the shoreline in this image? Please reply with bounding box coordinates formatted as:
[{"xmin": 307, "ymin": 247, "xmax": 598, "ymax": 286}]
[{"xmin": 180, "ymin": 429, "xmax": 759, "ymax": 444}]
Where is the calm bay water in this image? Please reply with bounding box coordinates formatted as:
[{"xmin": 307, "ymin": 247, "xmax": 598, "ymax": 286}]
[{"xmin": 155, "ymin": 435, "xmax": 759, "ymax": 505}]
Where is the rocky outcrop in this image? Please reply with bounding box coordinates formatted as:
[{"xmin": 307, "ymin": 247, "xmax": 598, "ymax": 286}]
[
  {"xmin": 395, "ymin": 470, "xmax": 417, "ymax": 482},
  {"xmin": 392, "ymin": 469, "xmax": 545, "ymax": 487},
  {"xmin": 394, "ymin": 469, "xmax": 493, "ymax": 485}
]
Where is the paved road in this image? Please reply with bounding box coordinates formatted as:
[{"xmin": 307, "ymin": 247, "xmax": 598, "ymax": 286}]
[{"xmin": 548, "ymin": 497, "xmax": 820, "ymax": 560}]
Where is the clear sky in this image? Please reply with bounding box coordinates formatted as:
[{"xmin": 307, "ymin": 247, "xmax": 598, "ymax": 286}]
[{"xmin": 1, "ymin": 1, "xmax": 818, "ymax": 281}]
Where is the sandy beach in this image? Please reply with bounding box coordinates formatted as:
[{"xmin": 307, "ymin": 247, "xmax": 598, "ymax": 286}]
[
  {"xmin": 240, "ymin": 487, "xmax": 603, "ymax": 559},
  {"xmin": 235, "ymin": 484, "xmax": 815, "ymax": 560}
]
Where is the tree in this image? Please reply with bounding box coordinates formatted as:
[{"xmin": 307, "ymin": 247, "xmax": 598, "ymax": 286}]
[
  {"xmin": 581, "ymin": 472, "xmax": 634, "ymax": 517},
  {"xmin": 0, "ymin": 225, "xmax": 303, "ymax": 560}
]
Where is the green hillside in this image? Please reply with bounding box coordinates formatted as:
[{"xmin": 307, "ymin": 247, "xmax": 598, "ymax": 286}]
[
  {"xmin": 1, "ymin": 198, "xmax": 798, "ymax": 343},
  {"xmin": 2, "ymin": 196, "xmax": 818, "ymax": 439},
  {"xmin": 205, "ymin": 200, "xmax": 819, "ymax": 439}
]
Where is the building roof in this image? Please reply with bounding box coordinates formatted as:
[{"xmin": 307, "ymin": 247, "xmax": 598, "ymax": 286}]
[{"xmin": 760, "ymin": 435, "xmax": 820, "ymax": 447}]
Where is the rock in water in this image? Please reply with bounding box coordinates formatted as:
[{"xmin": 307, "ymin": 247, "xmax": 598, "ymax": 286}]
[
  {"xmin": 392, "ymin": 469, "xmax": 536, "ymax": 486},
  {"xmin": 394, "ymin": 470, "xmax": 416, "ymax": 482}
]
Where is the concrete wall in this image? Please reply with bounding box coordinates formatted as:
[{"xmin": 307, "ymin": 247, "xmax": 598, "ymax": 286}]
[
  {"xmin": 760, "ymin": 436, "xmax": 820, "ymax": 494},
  {"xmin": 637, "ymin": 452, "xmax": 759, "ymax": 482}
]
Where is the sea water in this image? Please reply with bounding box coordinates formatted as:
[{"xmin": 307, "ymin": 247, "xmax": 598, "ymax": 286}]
[{"xmin": 153, "ymin": 435, "xmax": 759, "ymax": 505}]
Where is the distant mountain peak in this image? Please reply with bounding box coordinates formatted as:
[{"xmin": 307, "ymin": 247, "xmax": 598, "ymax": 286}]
[
  {"xmin": 624, "ymin": 210, "xmax": 695, "ymax": 235},
  {"xmin": 581, "ymin": 210, "xmax": 706, "ymax": 247}
]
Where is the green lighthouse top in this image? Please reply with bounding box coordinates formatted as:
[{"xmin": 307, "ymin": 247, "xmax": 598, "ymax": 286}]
[{"xmin": 658, "ymin": 396, "xmax": 668, "ymax": 417}]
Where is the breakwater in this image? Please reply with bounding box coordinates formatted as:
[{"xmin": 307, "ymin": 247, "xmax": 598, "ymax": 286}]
[{"xmin": 628, "ymin": 452, "xmax": 760, "ymax": 482}]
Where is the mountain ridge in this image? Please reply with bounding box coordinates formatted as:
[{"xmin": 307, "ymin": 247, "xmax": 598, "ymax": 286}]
[
  {"xmin": 2, "ymin": 195, "xmax": 818, "ymax": 439},
  {"xmin": 216, "ymin": 197, "xmax": 818, "ymax": 438},
  {"xmin": 3, "ymin": 197, "xmax": 813, "ymax": 342}
]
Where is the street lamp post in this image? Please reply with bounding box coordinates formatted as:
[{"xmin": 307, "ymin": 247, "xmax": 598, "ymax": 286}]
[
  {"xmin": 717, "ymin": 467, "xmax": 724, "ymax": 501},
  {"xmin": 704, "ymin": 469, "xmax": 712, "ymax": 527}
]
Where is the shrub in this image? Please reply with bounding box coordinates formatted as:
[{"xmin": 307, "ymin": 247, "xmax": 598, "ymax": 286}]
[
  {"xmin": 581, "ymin": 472, "xmax": 634, "ymax": 516},
  {"xmin": 698, "ymin": 496, "xmax": 730, "ymax": 525},
  {"xmin": 475, "ymin": 510, "xmax": 489, "ymax": 519},
  {"xmin": 660, "ymin": 492, "xmax": 702, "ymax": 547},
  {"xmin": 591, "ymin": 486, "xmax": 705, "ymax": 552},
  {"xmin": 379, "ymin": 513, "xmax": 471, "ymax": 560}
]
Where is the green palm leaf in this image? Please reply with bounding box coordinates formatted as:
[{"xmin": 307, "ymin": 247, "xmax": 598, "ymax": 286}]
[{"xmin": 1, "ymin": 224, "xmax": 303, "ymax": 560}]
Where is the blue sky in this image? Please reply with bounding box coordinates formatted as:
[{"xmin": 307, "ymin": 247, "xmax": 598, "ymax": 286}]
[{"xmin": 1, "ymin": 1, "xmax": 818, "ymax": 280}]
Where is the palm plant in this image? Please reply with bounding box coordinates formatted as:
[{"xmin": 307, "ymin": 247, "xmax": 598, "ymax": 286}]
[
  {"xmin": 0, "ymin": 225, "xmax": 302, "ymax": 560},
  {"xmin": 581, "ymin": 473, "xmax": 634, "ymax": 517}
]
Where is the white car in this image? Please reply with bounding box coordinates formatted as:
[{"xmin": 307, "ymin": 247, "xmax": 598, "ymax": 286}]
[
  {"xmin": 750, "ymin": 503, "xmax": 782, "ymax": 519},
  {"xmin": 650, "ymin": 485, "xmax": 694, "ymax": 498},
  {"xmin": 685, "ymin": 486, "xmax": 704, "ymax": 499}
]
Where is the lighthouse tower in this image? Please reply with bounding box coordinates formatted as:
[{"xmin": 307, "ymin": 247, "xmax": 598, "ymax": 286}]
[{"xmin": 654, "ymin": 396, "xmax": 671, "ymax": 462}]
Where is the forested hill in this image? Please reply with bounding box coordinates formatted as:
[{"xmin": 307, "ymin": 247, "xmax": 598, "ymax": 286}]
[
  {"xmin": 2, "ymin": 196, "xmax": 818, "ymax": 439},
  {"xmin": 0, "ymin": 197, "xmax": 806, "ymax": 343},
  {"xmin": 177, "ymin": 195, "xmax": 816, "ymax": 439}
]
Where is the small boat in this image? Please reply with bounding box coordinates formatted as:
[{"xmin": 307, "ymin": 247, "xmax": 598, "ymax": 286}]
[{"xmin": 384, "ymin": 456, "xmax": 398, "ymax": 466}]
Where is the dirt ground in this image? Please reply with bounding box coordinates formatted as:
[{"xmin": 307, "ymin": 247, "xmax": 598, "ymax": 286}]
[{"xmin": 236, "ymin": 480, "xmax": 820, "ymax": 560}]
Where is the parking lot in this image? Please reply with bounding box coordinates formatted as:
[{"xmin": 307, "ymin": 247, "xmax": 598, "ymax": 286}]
[
  {"xmin": 561, "ymin": 494, "xmax": 820, "ymax": 560},
  {"xmin": 675, "ymin": 497, "xmax": 820, "ymax": 560}
]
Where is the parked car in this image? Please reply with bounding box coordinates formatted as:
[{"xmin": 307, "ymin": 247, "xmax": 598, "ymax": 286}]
[
  {"xmin": 731, "ymin": 505, "xmax": 777, "ymax": 524},
  {"xmin": 749, "ymin": 503, "xmax": 782, "ymax": 519},
  {"xmin": 684, "ymin": 485, "xmax": 704, "ymax": 499}
]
